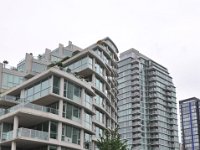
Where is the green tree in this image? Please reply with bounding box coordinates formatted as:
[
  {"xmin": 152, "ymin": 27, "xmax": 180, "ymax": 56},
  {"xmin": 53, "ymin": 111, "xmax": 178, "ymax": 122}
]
[{"xmin": 97, "ymin": 128, "xmax": 128, "ymax": 150}]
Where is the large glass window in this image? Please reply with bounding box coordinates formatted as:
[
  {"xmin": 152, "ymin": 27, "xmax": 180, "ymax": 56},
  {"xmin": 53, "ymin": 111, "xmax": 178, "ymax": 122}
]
[
  {"xmin": 50, "ymin": 121, "xmax": 58, "ymax": 139},
  {"xmin": 96, "ymin": 110, "xmax": 104, "ymax": 124},
  {"xmin": 64, "ymin": 81, "xmax": 81, "ymax": 101},
  {"xmin": 95, "ymin": 63, "xmax": 103, "ymax": 76},
  {"xmin": 85, "ymin": 93, "xmax": 92, "ymax": 109},
  {"xmin": 49, "ymin": 145, "xmax": 57, "ymax": 150},
  {"xmin": 95, "ymin": 78, "xmax": 103, "ymax": 91},
  {"xmin": 95, "ymin": 94, "xmax": 104, "ymax": 108},
  {"xmin": 17, "ymin": 61, "xmax": 25, "ymax": 72},
  {"xmin": 95, "ymin": 126, "xmax": 103, "ymax": 139},
  {"xmin": 84, "ymin": 113, "xmax": 92, "ymax": 130},
  {"xmin": 32, "ymin": 62, "xmax": 47, "ymax": 73},
  {"xmin": 53, "ymin": 76, "xmax": 60, "ymax": 94},
  {"xmin": 2, "ymin": 73, "xmax": 23, "ymax": 89},
  {"xmin": 62, "ymin": 124, "xmax": 80, "ymax": 145},
  {"xmin": 65, "ymin": 56, "xmax": 93, "ymax": 72},
  {"xmin": 84, "ymin": 132, "xmax": 92, "ymax": 149},
  {"xmin": 25, "ymin": 77, "xmax": 51, "ymax": 102},
  {"xmin": 63, "ymin": 102, "xmax": 81, "ymax": 122}
]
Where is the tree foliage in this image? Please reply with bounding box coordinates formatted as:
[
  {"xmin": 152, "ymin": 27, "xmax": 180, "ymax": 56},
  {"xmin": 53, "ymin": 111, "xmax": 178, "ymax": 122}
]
[{"xmin": 97, "ymin": 128, "xmax": 128, "ymax": 150}]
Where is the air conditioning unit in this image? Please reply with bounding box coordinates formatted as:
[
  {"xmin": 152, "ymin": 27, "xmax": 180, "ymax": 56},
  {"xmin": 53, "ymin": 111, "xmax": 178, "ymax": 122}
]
[{"xmin": 64, "ymin": 137, "xmax": 72, "ymax": 143}]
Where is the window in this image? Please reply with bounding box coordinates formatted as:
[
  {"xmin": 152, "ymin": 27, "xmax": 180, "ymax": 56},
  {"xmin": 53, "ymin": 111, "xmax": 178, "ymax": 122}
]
[
  {"xmin": 50, "ymin": 121, "xmax": 58, "ymax": 139},
  {"xmin": 84, "ymin": 132, "xmax": 92, "ymax": 149},
  {"xmin": 96, "ymin": 110, "xmax": 104, "ymax": 124},
  {"xmin": 65, "ymin": 56, "xmax": 93, "ymax": 72},
  {"xmin": 2, "ymin": 73, "xmax": 23, "ymax": 89},
  {"xmin": 65, "ymin": 81, "xmax": 81, "ymax": 101},
  {"xmin": 95, "ymin": 78, "xmax": 103, "ymax": 91},
  {"xmin": 32, "ymin": 62, "xmax": 47, "ymax": 73},
  {"xmin": 25, "ymin": 77, "xmax": 51, "ymax": 102},
  {"xmin": 95, "ymin": 94, "xmax": 104, "ymax": 108},
  {"xmin": 62, "ymin": 124, "xmax": 80, "ymax": 145},
  {"xmin": 53, "ymin": 76, "xmax": 60, "ymax": 94},
  {"xmin": 95, "ymin": 126, "xmax": 103, "ymax": 139},
  {"xmin": 95, "ymin": 63, "xmax": 103, "ymax": 76},
  {"xmin": 63, "ymin": 102, "xmax": 81, "ymax": 121},
  {"xmin": 85, "ymin": 93, "xmax": 92, "ymax": 109},
  {"xmin": 84, "ymin": 113, "xmax": 92, "ymax": 130}
]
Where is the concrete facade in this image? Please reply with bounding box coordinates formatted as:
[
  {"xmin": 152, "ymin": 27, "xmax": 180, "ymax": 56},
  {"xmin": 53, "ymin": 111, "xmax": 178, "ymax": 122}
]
[{"xmin": 0, "ymin": 37, "xmax": 118, "ymax": 150}]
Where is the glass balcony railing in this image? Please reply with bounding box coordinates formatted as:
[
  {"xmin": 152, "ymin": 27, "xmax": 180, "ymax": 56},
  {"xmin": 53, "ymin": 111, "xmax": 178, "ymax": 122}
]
[
  {"xmin": 1, "ymin": 131, "xmax": 13, "ymax": 141},
  {"xmin": 24, "ymin": 103, "xmax": 59, "ymax": 115},
  {"xmin": 0, "ymin": 103, "xmax": 58, "ymax": 117},
  {"xmin": 17, "ymin": 128, "xmax": 49, "ymax": 141},
  {"xmin": 0, "ymin": 95, "xmax": 25, "ymax": 103}
]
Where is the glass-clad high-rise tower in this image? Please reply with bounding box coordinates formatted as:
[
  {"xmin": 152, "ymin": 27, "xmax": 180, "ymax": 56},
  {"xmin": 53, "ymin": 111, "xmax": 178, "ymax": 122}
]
[{"xmin": 118, "ymin": 49, "xmax": 179, "ymax": 150}]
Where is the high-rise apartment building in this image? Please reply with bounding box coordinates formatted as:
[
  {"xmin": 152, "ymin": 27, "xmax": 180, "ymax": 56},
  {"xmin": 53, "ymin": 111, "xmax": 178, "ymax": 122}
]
[
  {"xmin": 0, "ymin": 37, "xmax": 118, "ymax": 150},
  {"xmin": 179, "ymin": 97, "xmax": 200, "ymax": 150},
  {"xmin": 118, "ymin": 49, "xmax": 179, "ymax": 150}
]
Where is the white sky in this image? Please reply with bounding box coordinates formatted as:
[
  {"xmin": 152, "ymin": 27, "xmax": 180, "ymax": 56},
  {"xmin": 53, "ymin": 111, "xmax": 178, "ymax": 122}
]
[{"xmin": 0, "ymin": 0, "xmax": 200, "ymax": 141}]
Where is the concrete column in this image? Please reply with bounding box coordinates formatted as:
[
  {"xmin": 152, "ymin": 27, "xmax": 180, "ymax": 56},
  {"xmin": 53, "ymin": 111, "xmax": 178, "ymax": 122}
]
[
  {"xmin": 104, "ymin": 64, "xmax": 107, "ymax": 75},
  {"xmin": 58, "ymin": 99, "xmax": 63, "ymax": 117},
  {"xmin": 50, "ymin": 75, "xmax": 54, "ymax": 93},
  {"xmin": 57, "ymin": 146, "xmax": 61, "ymax": 150},
  {"xmin": 81, "ymin": 88, "xmax": 85, "ymax": 126},
  {"xmin": 92, "ymin": 58, "xmax": 96, "ymax": 71},
  {"xmin": 57, "ymin": 122, "xmax": 62, "ymax": 142},
  {"xmin": 81, "ymin": 108, "xmax": 85, "ymax": 126},
  {"xmin": 11, "ymin": 141, "xmax": 16, "ymax": 150},
  {"xmin": 13, "ymin": 116, "xmax": 19, "ymax": 138},
  {"xmin": 104, "ymin": 114, "xmax": 106, "ymax": 125},
  {"xmin": 81, "ymin": 89, "xmax": 85, "ymax": 106},
  {"xmin": 92, "ymin": 74, "xmax": 95, "ymax": 86},
  {"xmin": 59, "ymin": 77, "xmax": 64, "ymax": 96},
  {"xmin": 25, "ymin": 53, "xmax": 33, "ymax": 74},
  {"xmin": 104, "ymin": 83, "xmax": 106, "ymax": 93},
  {"xmin": 80, "ymin": 129, "xmax": 84, "ymax": 148},
  {"xmin": 20, "ymin": 89, "xmax": 25, "ymax": 102},
  {"xmin": 58, "ymin": 43, "xmax": 64, "ymax": 57},
  {"xmin": 45, "ymin": 48, "xmax": 51, "ymax": 62}
]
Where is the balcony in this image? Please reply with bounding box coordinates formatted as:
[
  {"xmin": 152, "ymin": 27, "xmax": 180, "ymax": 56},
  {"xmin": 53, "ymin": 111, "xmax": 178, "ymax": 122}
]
[
  {"xmin": 17, "ymin": 128, "xmax": 49, "ymax": 141},
  {"xmin": 1, "ymin": 131, "xmax": 13, "ymax": 141},
  {"xmin": 0, "ymin": 95, "xmax": 22, "ymax": 107},
  {"xmin": 132, "ymin": 86, "xmax": 140, "ymax": 91},
  {"xmin": 0, "ymin": 102, "xmax": 58, "ymax": 117},
  {"xmin": 132, "ymin": 115, "xmax": 140, "ymax": 120},
  {"xmin": 132, "ymin": 92, "xmax": 140, "ymax": 98},
  {"xmin": 131, "ymin": 70, "xmax": 139, "ymax": 76},
  {"xmin": 166, "ymin": 86, "xmax": 172, "ymax": 92},
  {"xmin": 132, "ymin": 103, "xmax": 140, "ymax": 109},
  {"xmin": 132, "ymin": 81, "xmax": 140, "ymax": 86},
  {"xmin": 149, "ymin": 77, "xmax": 157, "ymax": 82}
]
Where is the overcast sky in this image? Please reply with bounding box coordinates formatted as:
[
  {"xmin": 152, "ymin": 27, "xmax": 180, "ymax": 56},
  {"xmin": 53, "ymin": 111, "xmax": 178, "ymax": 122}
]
[{"xmin": 0, "ymin": 1, "xmax": 200, "ymax": 102}]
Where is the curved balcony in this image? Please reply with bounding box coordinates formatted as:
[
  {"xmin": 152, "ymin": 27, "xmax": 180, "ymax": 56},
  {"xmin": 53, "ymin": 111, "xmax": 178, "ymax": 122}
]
[{"xmin": 0, "ymin": 102, "xmax": 58, "ymax": 118}]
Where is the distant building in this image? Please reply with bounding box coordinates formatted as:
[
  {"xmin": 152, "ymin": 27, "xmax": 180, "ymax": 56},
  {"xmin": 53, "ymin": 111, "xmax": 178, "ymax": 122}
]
[
  {"xmin": 117, "ymin": 49, "xmax": 179, "ymax": 150},
  {"xmin": 179, "ymin": 143, "xmax": 183, "ymax": 150},
  {"xmin": 179, "ymin": 97, "xmax": 200, "ymax": 150},
  {"xmin": 0, "ymin": 37, "xmax": 118, "ymax": 150}
]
